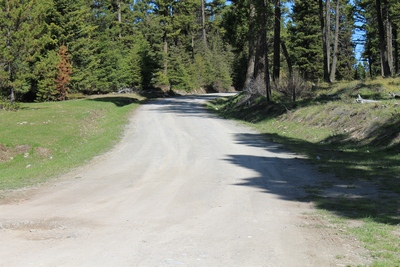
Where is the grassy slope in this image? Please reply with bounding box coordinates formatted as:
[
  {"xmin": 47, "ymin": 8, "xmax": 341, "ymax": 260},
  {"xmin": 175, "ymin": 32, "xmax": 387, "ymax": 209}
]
[
  {"xmin": 208, "ymin": 78, "xmax": 400, "ymax": 267},
  {"xmin": 0, "ymin": 95, "xmax": 141, "ymax": 190}
]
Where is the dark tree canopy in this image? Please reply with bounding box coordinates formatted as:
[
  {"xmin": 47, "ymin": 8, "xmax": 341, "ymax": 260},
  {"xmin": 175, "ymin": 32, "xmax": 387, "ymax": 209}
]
[{"xmin": 0, "ymin": 0, "xmax": 398, "ymax": 102}]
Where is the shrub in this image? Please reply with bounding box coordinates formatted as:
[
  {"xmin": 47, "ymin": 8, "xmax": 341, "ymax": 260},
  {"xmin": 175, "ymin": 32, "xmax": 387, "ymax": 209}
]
[
  {"xmin": 272, "ymin": 72, "xmax": 311, "ymax": 102},
  {"xmin": 0, "ymin": 100, "xmax": 21, "ymax": 111}
]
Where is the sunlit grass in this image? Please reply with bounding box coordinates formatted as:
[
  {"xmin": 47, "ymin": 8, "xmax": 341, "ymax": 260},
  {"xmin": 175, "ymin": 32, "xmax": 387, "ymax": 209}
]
[{"xmin": 0, "ymin": 95, "xmax": 141, "ymax": 189}]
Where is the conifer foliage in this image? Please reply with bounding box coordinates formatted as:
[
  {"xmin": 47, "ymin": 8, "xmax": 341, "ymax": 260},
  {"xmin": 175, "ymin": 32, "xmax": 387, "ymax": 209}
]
[{"xmin": 0, "ymin": 0, "xmax": 399, "ymax": 102}]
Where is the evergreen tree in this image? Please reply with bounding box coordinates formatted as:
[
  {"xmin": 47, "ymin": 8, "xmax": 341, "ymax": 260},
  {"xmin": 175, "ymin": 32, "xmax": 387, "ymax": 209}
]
[
  {"xmin": 335, "ymin": 1, "xmax": 356, "ymax": 81},
  {"xmin": 288, "ymin": 0, "xmax": 323, "ymax": 80},
  {"xmin": 391, "ymin": 1, "xmax": 400, "ymax": 74},
  {"xmin": 356, "ymin": 0, "xmax": 398, "ymax": 77},
  {"xmin": 34, "ymin": 50, "xmax": 58, "ymax": 101},
  {"xmin": 0, "ymin": 0, "xmax": 52, "ymax": 102},
  {"xmin": 44, "ymin": 0, "xmax": 98, "ymax": 93},
  {"xmin": 376, "ymin": 0, "xmax": 391, "ymax": 77}
]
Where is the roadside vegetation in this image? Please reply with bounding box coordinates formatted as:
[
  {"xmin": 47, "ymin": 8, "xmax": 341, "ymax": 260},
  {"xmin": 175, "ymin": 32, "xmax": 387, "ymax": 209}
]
[
  {"xmin": 0, "ymin": 94, "xmax": 141, "ymax": 191},
  {"xmin": 208, "ymin": 78, "xmax": 400, "ymax": 267}
]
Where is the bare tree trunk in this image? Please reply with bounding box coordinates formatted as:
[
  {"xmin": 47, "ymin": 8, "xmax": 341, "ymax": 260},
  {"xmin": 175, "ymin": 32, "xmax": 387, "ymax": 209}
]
[
  {"xmin": 394, "ymin": 27, "xmax": 399, "ymax": 74},
  {"xmin": 6, "ymin": 0, "xmax": 14, "ymax": 103},
  {"xmin": 376, "ymin": 0, "xmax": 392, "ymax": 77},
  {"xmin": 117, "ymin": 0, "xmax": 122, "ymax": 38},
  {"xmin": 329, "ymin": 0, "xmax": 340, "ymax": 82},
  {"xmin": 281, "ymin": 41, "xmax": 293, "ymax": 78},
  {"xmin": 273, "ymin": 0, "xmax": 281, "ymax": 82},
  {"xmin": 325, "ymin": 0, "xmax": 331, "ymax": 76},
  {"xmin": 262, "ymin": 0, "xmax": 271, "ymax": 101},
  {"xmin": 201, "ymin": 0, "xmax": 207, "ymax": 47},
  {"xmin": 384, "ymin": 1, "xmax": 393, "ymax": 73},
  {"xmin": 191, "ymin": 33, "xmax": 195, "ymax": 60},
  {"xmin": 281, "ymin": 41, "xmax": 295, "ymax": 101},
  {"xmin": 254, "ymin": 34, "xmax": 265, "ymax": 95},
  {"xmin": 368, "ymin": 56, "xmax": 373, "ymax": 78},
  {"xmin": 163, "ymin": 31, "xmax": 168, "ymax": 77},
  {"xmin": 9, "ymin": 63, "xmax": 14, "ymax": 103},
  {"xmin": 319, "ymin": 0, "xmax": 330, "ymax": 82},
  {"xmin": 244, "ymin": 1, "xmax": 256, "ymax": 91}
]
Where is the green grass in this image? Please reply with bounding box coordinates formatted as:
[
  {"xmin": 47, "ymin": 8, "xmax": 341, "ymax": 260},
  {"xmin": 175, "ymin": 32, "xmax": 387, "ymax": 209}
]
[
  {"xmin": 207, "ymin": 78, "xmax": 400, "ymax": 266},
  {"xmin": 0, "ymin": 95, "xmax": 141, "ymax": 190}
]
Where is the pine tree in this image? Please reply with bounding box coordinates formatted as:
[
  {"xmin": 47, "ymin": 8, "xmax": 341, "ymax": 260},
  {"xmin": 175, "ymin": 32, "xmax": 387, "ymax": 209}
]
[
  {"xmin": 273, "ymin": 0, "xmax": 281, "ymax": 81},
  {"xmin": 391, "ymin": 1, "xmax": 400, "ymax": 74},
  {"xmin": 336, "ymin": 1, "xmax": 356, "ymax": 81},
  {"xmin": 44, "ymin": 0, "xmax": 98, "ymax": 93},
  {"xmin": 288, "ymin": 0, "xmax": 323, "ymax": 80},
  {"xmin": 222, "ymin": 0, "xmax": 249, "ymax": 90},
  {"xmin": 376, "ymin": 0, "xmax": 391, "ymax": 77},
  {"xmin": 356, "ymin": 0, "xmax": 397, "ymax": 77},
  {"xmin": 0, "ymin": 0, "xmax": 52, "ymax": 102},
  {"xmin": 34, "ymin": 50, "xmax": 58, "ymax": 101}
]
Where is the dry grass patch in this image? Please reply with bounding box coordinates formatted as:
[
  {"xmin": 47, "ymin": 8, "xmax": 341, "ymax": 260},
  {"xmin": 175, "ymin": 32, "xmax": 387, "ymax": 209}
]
[{"xmin": 0, "ymin": 144, "xmax": 32, "ymax": 163}]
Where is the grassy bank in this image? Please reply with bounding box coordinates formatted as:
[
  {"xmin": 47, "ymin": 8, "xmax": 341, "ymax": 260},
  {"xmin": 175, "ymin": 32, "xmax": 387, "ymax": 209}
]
[
  {"xmin": 208, "ymin": 78, "xmax": 400, "ymax": 266},
  {"xmin": 0, "ymin": 95, "xmax": 141, "ymax": 190}
]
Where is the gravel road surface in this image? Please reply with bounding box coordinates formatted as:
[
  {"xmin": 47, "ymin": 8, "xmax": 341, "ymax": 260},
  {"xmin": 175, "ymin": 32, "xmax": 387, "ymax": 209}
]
[{"xmin": 0, "ymin": 94, "xmax": 368, "ymax": 266}]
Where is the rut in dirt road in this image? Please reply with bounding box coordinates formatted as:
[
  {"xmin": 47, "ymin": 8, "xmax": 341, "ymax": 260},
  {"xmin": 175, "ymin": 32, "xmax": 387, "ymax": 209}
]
[{"xmin": 0, "ymin": 94, "xmax": 368, "ymax": 266}]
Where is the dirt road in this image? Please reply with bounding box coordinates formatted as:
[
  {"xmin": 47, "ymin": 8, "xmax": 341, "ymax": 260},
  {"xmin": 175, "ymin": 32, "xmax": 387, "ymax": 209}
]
[{"xmin": 0, "ymin": 94, "xmax": 368, "ymax": 266}]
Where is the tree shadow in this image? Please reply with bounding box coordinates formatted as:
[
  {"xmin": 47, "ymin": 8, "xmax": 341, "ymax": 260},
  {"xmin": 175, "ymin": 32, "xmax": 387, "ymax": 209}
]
[
  {"xmin": 144, "ymin": 94, "xmax": 234, "ymax": 118},
  {"xmin": 366, "ymin": 116, "xmax": 400, "ymax": 147},
  {"xmin": 88, "ymin": 96, "xmax": 140, "ymax": 107},
  {"xmin": 137, "ymin": 88, "xmax": 173, "ymax": 99},
  {"xmin": 228, "ymin": 132, "xmax": 400, "ymax": 225}
]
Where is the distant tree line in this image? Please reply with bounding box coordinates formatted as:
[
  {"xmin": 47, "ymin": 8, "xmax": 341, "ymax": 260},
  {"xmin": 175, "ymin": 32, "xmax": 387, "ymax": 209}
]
[{"xmin": 0, "ymin": 0, "xmax": 399, "ymax": 102}]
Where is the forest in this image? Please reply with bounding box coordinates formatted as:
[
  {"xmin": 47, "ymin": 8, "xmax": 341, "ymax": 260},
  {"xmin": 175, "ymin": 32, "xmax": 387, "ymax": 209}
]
[{"xmin": 0, "ymin": 0, "xmax": 400, "ymax": 102}]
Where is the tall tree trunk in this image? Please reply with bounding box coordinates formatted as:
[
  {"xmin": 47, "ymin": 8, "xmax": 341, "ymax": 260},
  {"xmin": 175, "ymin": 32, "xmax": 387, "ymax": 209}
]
[
  {"xmin": 394, "ymin": 27, "xmax": 399, "ymax": 74},
  {"xmin": 201, "ymin": 0, "xmax": 207, "ymax": 47},
  {"xmin": 273, "ymin": 0, "xmax": 281, "ymax": 82},
  {"xmin": 163, "ymin": 31, "xmax": 168, "ymax": 77},
  {"xmin": 281, "ymin": 41, "xmax": 294, "ymax": 101},
  {"xmin": 254, "ymin": 33, "xmax": 265, "ymax": 95},
  {"xmin": 262, "ymin": 0, "xmax": 271, "ymax": 101},
  {"xmin": 281, "ymin": 41, "xmax": 293, "ymax": 78},
  {"xmin": 191, "ymin": 33, "xmax": 195, "ymax": 60},
  {"xmin": 325, "ymin": 0, "xmax": 331, "ymax": 76},
  {"xmin": 117, "ymin": 0, "xmax": 121, "ymax": 38},
  {"xmin": 319, "ymin": 0, "xmax": 330, "ymax": 82},
  {"xmin": 384, "ymin": 0, "xmax": 393, "ymax": 73},
  {"xmin": 9, "ymin": 62, "xmax": 14, "ymax": 103},
  {"xmin": 244, "ymin": 1, "xmax": 256, "ymax": 91},
  {"xmin": 368, "ymin": 56, "xmax": 373, "ymax": 78},
  {"xmin": 376, "ymin": 0, "xmax": 392, "ymax": 77},
  {"xmin": 329, "ymin": 0, "xmax": 340, "ymax": 82},
  {"xmin": 6, "ymin": 0, "xmax": 14, "ymax": 103}
]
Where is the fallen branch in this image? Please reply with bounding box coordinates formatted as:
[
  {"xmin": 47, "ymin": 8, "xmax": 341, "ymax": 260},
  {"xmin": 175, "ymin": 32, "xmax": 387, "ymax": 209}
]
[
  {"xmin": 355, "ymin": 94, "xmax": 380, "ymax": 104},
  {"xmin": 389, "ymin": 92, "xmax": 400, "ymax": 98}
]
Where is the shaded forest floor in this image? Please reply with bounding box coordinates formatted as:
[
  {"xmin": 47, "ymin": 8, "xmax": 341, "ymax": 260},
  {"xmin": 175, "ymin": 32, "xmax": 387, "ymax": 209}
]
[{"xmin": 207, "ymin": 78, "xmax": 400, "ymax": 266}]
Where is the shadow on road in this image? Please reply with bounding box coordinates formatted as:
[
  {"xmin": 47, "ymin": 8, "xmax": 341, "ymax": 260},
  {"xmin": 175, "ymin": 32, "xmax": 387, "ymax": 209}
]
[
  {"xmin": 226, "ymin": 132, "xmax": 400, "ymax": 225},
  {"xmin": 144, "ymin": 94, "xmax": 234, "ymax": 118},
  {"xmin": 136, "ymin": 93, "xmax": 400, "ymax": 225}
]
